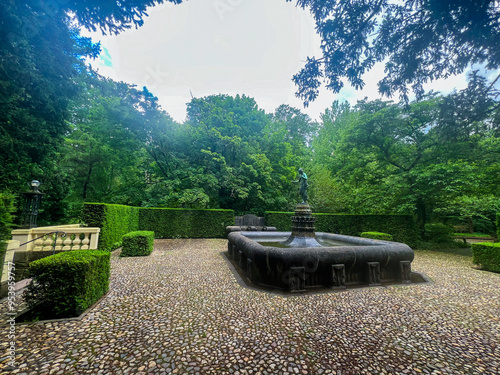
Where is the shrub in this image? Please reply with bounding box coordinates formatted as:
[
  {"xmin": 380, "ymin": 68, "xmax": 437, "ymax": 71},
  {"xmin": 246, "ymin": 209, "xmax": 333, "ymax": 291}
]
[
  {"xmin": 472, "ymin": 242, "xmax": 500, "ymax": 273},
  {"xmin": 424, "ymin": 223, "xmax": 455, "ymax": 243},
  {"xmin": 0, "ymin": 192, "xmax": 14, "ymax": 242},
  {"xmin": 265, "ymin": 212, "xmax": 418, "ymax": 247},
  {"xmin": 139, "ymin": 208, "xmax": 234, "ymax": 238},
  {"xmin": 121, "ymin": 231, "xmax": 155, "ymax": 257},
  {"xmin": 82, "ymin": 203, "xmax": 139, "ymax": 250},
  {"xmin": 497, "ymin": 213, "xmax": 500, "ymax": 239},
  {"xmin": 361, "ymin": 232, "xmax": 393, "ymax": 241},
  {"xmin": 472, "ymin": 217, "xmax": 496, "ymax": 235},
  {"xmin": 25, "ymin": 250, "xmax": 110, "ymax": 319}
]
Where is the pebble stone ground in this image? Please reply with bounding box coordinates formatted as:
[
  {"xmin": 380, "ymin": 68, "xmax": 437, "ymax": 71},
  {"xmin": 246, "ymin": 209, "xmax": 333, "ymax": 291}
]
[{"xmin": 1, "ymin": 239, "xmax": 499, "ymax": 375}]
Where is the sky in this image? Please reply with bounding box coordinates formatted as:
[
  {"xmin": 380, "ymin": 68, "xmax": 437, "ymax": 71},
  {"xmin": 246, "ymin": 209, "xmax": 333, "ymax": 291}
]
[{"xmin": 81, "ymin": 0, "xmax": 471, "ymax": 123}]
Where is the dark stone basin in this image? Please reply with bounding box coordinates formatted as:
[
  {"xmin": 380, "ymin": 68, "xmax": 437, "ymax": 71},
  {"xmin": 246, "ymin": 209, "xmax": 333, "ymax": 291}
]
[{"xmin": 227, "ymin": 231, "xmax": 418, "ymax": 292}]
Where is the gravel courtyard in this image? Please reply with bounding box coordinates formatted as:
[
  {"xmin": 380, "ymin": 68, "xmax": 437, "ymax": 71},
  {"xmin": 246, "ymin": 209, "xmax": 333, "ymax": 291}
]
[{"xmin": 1, "ymin": 239, "xmax": 499, "ymax": 375}]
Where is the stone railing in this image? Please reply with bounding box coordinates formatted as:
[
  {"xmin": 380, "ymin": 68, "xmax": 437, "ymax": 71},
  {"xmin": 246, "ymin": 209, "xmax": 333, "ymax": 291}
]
[
  {"xmin": 11, "ymin": 224, "xmax": 100, "ymax": 252},
  {"xmin": 1, "ymin": 225, "xmax": 101, "ymax": 289}
]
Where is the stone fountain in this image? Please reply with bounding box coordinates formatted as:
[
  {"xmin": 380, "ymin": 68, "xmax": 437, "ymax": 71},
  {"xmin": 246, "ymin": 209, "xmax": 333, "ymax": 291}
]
[{"xmin": 227, "ymin": 169, "xmax": 421, "ymax": 293}]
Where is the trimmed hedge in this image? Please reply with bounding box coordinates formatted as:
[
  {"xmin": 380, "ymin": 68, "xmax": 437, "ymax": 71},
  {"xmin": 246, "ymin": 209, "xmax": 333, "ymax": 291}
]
[
  {"xmin": 25, "ymin": 250, "xmax": 110, "ymax": 318},
  {"xmin": 360, "ymin": 231, "xmax": 393, "ymax": 241},
  {"xmin": 472, "ymin": 242, "xmax": 500, "ymax": 273},
  {"xmin": 265, "ymin": 212, "xmax": 418, "ymax": 247},
  {"xmin": 83, "ymin": 203, "xmax": 139, "ymax": 250},
  {"xmin": 121, "ymin": 231, "xmax": 155, "ymax": 257},
  {"xmin": 139, "ymin": 208, "xmax": 234, "ymax": 238}
]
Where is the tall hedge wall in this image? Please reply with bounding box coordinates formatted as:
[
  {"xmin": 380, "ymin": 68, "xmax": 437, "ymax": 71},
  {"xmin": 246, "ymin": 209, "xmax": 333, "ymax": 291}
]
[
  {"xmin": 82, "ymin": 203, "xmax": 139, "ymax": 250},
  {"xmin": 265, "ymin": 211, "xmax": 418, "ymax": 247},
  {"xmin": 139, "ymin": 208, "xmax": 234, "ymax": 238},
  {"xmin": 82, "ymin": 203, "xmax": 234, "ymax": 241}
]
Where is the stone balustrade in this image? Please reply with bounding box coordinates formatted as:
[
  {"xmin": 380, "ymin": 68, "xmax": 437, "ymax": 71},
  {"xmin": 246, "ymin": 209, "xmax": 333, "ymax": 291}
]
[
  {"xmin": 11, "ymin": 224, "xmax": 100, "ymax": 252},
  {"xmin": 1, "ymin": 224, "xmax": 101, "ymax": 286}
]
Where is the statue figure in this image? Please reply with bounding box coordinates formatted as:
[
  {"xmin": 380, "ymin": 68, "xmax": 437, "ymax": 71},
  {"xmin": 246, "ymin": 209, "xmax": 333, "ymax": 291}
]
[{"xmin": 293, "ymin": 168, "xmax": 308, "ymax": 203}]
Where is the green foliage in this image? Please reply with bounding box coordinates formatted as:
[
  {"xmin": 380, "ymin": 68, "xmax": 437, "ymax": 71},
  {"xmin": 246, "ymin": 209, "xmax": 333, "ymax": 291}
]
[
  {"xmin": 64, "ymin": 79, "xmax": 158, "ymax": 207},
  {"xmin": 360, "ymin": 232, "xmax": 393, "ymax": 241},
  {"xmin": 0, "ymin": 192, "xmax": 15, "ymax": 243},
  {"xmin": 291, "ymin": 0, "xmax": 500, "ymax": 104},
  {"xmin": 0, "ymin": 192, "xmax": 15, "ymax": 280},
  {"xmin": 472, "ymin": 242, "xmax": 500, "ymax": 273},
  {"xmin": 82, "ymin": 203, "xmax": 139, "ymax": 250},
  {"xmin": 313, "ymin": 92, "xmax": 500, "ymax": 231},
  {"xmin": 121, "ymin": 231, "xmax": 154, "ymax": 257},
  {"xmin": 265, "ymin": 212, "xmax": 418, "ymax": 247},
  {"xmin": 497, "ymin": 213, "xmax": 500, "ymax": 238},
  {"xmin": 25, "ymin": 250, "xmax": 110, "ymax": 319},
  {"xmin": 454, "ymin": 233, "xmax": 493, "ymax": 238},
  {"xmin": 424, "ymin": 223, "xmax": 455, "ymax": 243},
  {"xmin": 139, "ymin": 208, "xmax": 234, "ymax": 238},
  {"xmin": 82, "ymin": 203, "xmax": 234, "ymax": 240},
  {"xmin": 0, "ymin": 0, "xmax": 100, "ymax": 223},
  {"xmin": 434, "ymin": 195, "xmax": 500, "ymax": 234},
  {"xmin": 63, "ymin": 0, "xmax": 183, "ymax": 35}
]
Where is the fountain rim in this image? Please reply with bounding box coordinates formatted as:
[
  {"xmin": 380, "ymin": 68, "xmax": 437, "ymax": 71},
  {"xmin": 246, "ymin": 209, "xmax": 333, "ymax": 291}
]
[{"xmin": 229, "ymin": 230, "xmax": 409, "ymax": 251}]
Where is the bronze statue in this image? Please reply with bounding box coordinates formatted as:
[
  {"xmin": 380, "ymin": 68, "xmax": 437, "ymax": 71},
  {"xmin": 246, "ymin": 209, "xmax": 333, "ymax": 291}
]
[{"xmin": 293, "ymin": 168, "xmax": 308, "ymax": 203}]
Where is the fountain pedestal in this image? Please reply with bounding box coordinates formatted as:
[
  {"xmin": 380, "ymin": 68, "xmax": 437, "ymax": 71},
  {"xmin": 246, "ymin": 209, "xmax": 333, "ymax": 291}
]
[{"xmin": 282, "ymin": 203, "xmax": 322, "ymax": 248}]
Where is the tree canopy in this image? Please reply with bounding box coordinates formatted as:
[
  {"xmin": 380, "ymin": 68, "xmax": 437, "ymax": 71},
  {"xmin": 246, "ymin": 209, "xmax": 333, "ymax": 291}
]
[
  {"xmin": 1, "ymin": 0, "xmax": 499, "ymax": 236},
  {"xmin": 290, "ymin": 0, "xmax": 500, "ymax": 105}
]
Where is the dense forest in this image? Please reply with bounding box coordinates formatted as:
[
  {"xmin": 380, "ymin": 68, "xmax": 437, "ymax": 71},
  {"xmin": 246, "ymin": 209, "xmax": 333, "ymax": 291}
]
[{"xmin": 1, "ymin": 0, "xmax": 499, "ymax": 235}]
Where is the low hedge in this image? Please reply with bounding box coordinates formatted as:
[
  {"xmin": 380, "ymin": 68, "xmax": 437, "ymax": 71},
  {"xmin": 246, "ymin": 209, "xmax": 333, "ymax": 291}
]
[
  {"xmin": 265, "ymin": 212, "xmax": 418, "ymax": 247},
  {"xmin": 25, "ymin": 250, "xmax": 111, "ymax": 319},
  {"xmin": 360, "ymin": 232, "xmax": 393, "ymax": 241},
  {"xmin": 472, "ymin": 242, "xmax": 500, "ymax": 273},
  {"xmin": 139, "ymin": 208, "xmax": 234, "ymax": 238},
  {"xmin": 83, "ymin": 203, "xmax": 139, "ymax": 250},
  {"xmin": 121, "ymin": 231, "xmax": 155, "ymax": 257}
]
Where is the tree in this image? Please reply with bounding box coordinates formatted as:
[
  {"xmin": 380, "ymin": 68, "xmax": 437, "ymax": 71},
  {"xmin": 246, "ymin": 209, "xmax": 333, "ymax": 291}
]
[
  {"xmin": 0, "ymin": 0, "xmax": 100, "ymax": 222},
  {"xmin": 290, "ymin": 0, "xmax": 500, "ymax": 105},
  {"xmin": 63, "ymin": 76, "xmax": 148, "ymax": 207},
  {"xmin": 313, "ymin": 94, "xmax": 500, "ymax": 229},
  {"xmin": 434, "ymin": 195, "xmax": 500, "ymax": 234}
]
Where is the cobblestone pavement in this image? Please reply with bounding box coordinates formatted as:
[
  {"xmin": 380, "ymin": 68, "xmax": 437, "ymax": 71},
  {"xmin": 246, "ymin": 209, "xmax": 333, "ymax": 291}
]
[{"xmin": 1, "ymin": 239, "xmax": 499, "ymax": 375}]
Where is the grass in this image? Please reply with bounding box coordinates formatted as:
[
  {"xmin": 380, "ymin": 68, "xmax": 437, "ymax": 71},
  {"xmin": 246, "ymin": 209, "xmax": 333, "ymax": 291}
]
[{"xmin": 453, "ymin": 232, "xmax": 494, "ymax": 238}]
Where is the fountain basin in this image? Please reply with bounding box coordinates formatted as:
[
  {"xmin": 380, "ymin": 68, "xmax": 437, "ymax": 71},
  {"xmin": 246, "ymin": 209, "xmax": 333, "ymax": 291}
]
[{"xmin": 227, "ymin": 231, "xmax": 417, "ymax": 292}]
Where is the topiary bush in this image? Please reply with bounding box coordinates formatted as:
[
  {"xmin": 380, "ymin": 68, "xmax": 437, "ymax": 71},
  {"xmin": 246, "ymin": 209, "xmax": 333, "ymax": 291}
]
[
  {"xmin": 424, "ymin": 223, "xmax": 455, "ymax": 243},
  {"xmin": 265, "ymin": 212, "xmax": 418, "ymax": 247},
  {"xmin": 360, "ymin": 232, "xmax": 393, "ymax": 241},
  {"xmin": 121, "ymin": 231, "xmax": 155, "ymax": 257},
  {"xmin": 25, "ymin": 250, "xmax": 110, "ymax": 319},
  {"xmin": 472, "ymin": 242, "xmax": 500, "ymax": 273},
  {"xmin": 82, "ymin": 203, "xmax": 139, "ymax": 250},
  {"xmin": 139, "ymin": 208, "xmax": 234, "ymax": 238}
]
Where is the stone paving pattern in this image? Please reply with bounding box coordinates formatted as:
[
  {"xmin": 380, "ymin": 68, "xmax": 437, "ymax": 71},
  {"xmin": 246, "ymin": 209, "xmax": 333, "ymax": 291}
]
[{"xmin": 1, "ymin": 239, "xmax": 499, "ymax": 375}]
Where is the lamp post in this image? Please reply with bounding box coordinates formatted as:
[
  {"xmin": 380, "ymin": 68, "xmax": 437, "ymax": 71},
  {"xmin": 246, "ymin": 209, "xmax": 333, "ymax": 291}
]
[{"xmin": 21, "ymin": 180, "xmax": 45, "ymax": 228}]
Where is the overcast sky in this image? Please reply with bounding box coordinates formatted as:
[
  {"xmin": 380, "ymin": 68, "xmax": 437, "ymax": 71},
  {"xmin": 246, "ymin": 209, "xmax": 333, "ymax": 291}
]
[{"xmin": 81, "ymin": 0, "xmax": 470, "ymax": 123}]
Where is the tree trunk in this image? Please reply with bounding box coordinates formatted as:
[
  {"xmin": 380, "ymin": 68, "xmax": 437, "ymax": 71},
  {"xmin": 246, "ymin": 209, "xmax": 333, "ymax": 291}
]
[{"xmin": 82, "ymin": 163, "xmax": 93, "ymax": 199}]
